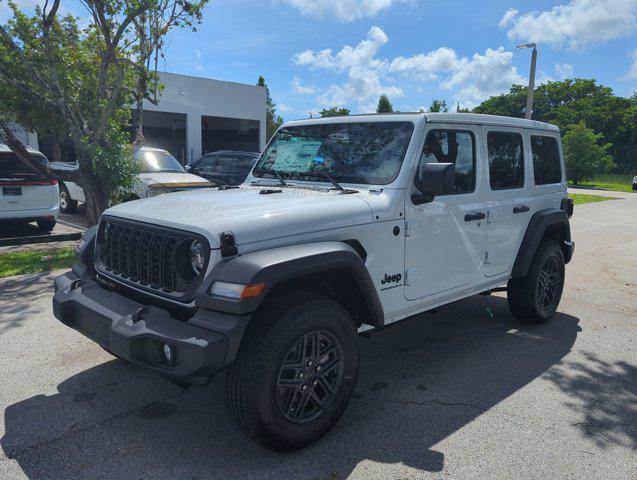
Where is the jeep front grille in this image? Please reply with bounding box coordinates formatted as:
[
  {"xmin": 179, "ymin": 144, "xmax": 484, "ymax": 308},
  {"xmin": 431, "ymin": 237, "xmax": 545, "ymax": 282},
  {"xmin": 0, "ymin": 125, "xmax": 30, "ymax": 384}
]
[{"xmin": 96, "ymin": 217, "xmax": 208, "ymax": 300}]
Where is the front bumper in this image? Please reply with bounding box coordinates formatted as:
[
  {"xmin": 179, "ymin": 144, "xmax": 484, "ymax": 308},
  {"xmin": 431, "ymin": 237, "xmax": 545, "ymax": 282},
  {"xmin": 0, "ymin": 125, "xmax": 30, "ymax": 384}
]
[{"xmin": 53, "ymin": 271, "xmax": 250, "ymax": 384}]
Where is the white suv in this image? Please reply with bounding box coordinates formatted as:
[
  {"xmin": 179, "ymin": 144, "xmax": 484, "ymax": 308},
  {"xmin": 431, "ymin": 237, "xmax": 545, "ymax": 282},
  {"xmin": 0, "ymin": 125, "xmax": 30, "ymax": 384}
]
[
  {"xmin": 0, "ymin": 143, "xmax": 59, "ymax": 231},
  {"xmin": 53, "ymin": 113, "xmax": 574, "ymax": 451},
  {"xmin": 52, "ymin": 146, "xmax": 212, "ymax": 213}
]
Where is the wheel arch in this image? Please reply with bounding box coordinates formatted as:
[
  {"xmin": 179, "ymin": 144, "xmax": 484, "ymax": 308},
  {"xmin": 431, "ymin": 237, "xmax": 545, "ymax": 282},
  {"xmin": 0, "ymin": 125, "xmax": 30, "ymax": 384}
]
[
  {"xmin": 512, "ymin": 208, "xmax": 572, "ymax": 277},
  {"xmin": 200, "ymin": 241, "xmax": 384, "ymax": 329}
]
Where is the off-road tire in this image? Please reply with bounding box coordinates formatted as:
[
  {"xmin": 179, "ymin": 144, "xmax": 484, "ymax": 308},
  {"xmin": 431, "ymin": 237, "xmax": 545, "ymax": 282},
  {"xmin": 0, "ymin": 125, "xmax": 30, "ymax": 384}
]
[
  {"xmin": 36, "ymin": 218, "xmax": 56, "ymax": 232},
  {"xmin": 59, "ymin": 183, "xmax": 78, "ymax": 214},
  {"xmin": 507, "ymin": 239, "xmax": 565, "ymax": 324},
  {"xmin": 226, "ymin": 292, "xmax": 359, "ymax": 452}
]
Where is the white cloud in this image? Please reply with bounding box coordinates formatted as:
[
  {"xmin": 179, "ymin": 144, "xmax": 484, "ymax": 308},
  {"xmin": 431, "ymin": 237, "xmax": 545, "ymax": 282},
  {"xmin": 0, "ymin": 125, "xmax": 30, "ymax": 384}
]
[
  {"xmin": 292, "ymin": 28, "xmax": 527, "ymax": 111},
  {"xmin": 442, "ymin": 47, "xmax": 525, "ymax": 106},
  {"xmin": 290, "ymin": 76, "xmax": 317, "ymax": 94},
  {"xmin": 293, "ymin": 26, "xmax": 403, "ymax": 110},
  {"xmin": 501, "ymin": 0, "xmax": 637, "ymax": 48},
  {"xmin": 555, "ymin": 63, "xmax": 574, "ymax": 79},
  {"xmin": 279, "ymin": 0, "xmax": 409, "ymax": 22},
  {"xmin": 389, "ymin": 47, "xmax": 460, "ymax": 80},
  {"xmin": 498, "ymin": 8, "xmax": 518, "ymax": 28},
  {"xmin": 277, "ymin": 103, "xmax": 294, "ymax": 113},
  {"xmin": 194, "ymin": 49, "xmax": 203, "ymax": 71},
  {"xmin": 625, "ymin": 49, "xmax": 637, "ymax": 79}
]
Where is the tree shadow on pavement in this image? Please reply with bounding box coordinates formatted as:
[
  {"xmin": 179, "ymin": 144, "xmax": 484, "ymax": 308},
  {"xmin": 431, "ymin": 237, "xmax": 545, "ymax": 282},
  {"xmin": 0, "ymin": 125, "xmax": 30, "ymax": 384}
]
[
  {"xmin": 544, "ymin": 352, "xmax": 637, "ymax": 450},
  {"xmin": 1, "ymin": 295, "xmax": 581, "ymax": 480},
  {"xmin": 0, "ymin": 271, "xmax": 55, "ymax": 332}
]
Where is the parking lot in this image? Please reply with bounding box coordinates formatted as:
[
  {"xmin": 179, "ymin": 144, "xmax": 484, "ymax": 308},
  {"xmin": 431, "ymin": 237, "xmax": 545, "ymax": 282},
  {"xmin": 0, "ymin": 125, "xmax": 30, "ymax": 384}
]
[{"xmin": 0, "ymin": 191, "xmax": 635, "ymax": 480}]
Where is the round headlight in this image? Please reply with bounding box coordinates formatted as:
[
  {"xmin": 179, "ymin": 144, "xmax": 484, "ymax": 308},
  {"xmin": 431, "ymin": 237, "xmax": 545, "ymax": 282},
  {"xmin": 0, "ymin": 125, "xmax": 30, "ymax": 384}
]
[{"xmin": 190, "ymin": 240, "xmax": 205, "ymax": 274}]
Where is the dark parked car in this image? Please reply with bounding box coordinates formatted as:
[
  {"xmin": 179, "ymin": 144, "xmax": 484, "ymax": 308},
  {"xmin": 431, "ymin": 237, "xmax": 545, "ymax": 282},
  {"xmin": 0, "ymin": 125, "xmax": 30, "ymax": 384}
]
[{"xmin": 188, "ymin": 150, "xmax": 259, "ymax": 186}]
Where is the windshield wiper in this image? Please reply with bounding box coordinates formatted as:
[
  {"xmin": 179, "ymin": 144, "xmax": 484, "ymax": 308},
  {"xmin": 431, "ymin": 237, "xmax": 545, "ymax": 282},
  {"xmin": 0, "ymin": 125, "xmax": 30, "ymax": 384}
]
[
  {"xmin": 253, "ymin": 168, "xmax": 286, "ymax": 186},
  {"xmin": 300, "ymin": 171, "xmax": 345, "ymax": 191}
]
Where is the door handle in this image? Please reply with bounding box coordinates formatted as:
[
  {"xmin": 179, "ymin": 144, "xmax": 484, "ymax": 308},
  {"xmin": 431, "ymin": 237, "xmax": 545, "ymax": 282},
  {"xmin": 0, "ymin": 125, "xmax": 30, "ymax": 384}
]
[
  {"xmin": 513, "ymin": 205, "xmax": 530, "ymax": 214},
  {"xmin": 464, "ymin": 212, "xmax": 486, "ymax": 222}
]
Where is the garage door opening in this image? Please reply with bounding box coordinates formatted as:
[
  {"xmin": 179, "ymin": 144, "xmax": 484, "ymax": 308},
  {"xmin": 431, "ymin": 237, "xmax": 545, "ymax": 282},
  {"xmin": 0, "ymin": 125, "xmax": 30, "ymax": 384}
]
[
  {"xmin": 201, "ymin": 116, "xmax": 260, "ymax": 154},
  {"xmin": 132, "ymin": 111, "xmax": 187, "ymax": 164}
]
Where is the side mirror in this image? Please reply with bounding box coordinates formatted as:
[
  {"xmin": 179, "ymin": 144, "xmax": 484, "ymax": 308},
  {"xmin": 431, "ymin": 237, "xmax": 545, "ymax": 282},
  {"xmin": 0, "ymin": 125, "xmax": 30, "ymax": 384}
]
[
  {"xmin": 412, "ymin": 162, "xmax": 455, "ymax": 205},
  {"xmin": 185, "ymin": 165, "xmax": 192, "ymax": 172}
]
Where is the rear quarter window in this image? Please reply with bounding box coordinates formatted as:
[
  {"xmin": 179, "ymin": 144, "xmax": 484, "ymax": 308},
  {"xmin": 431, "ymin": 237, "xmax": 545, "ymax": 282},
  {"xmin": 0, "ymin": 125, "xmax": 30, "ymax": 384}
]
[{"xmin": 531, "ymin": 135, "xmax": 562, "ymax": 185}]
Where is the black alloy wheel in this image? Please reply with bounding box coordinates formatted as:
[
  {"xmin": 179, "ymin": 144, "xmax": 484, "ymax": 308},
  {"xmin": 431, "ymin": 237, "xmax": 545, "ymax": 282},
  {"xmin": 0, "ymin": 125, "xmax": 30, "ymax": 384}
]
[{"xmin": 276, "ymin": 330, "xmax": 343, "ymax": 424}]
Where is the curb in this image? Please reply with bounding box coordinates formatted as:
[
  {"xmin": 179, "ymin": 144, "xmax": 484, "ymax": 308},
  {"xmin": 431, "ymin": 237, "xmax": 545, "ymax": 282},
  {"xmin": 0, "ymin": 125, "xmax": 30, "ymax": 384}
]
[{"xmin": 0, "ymin": 232, "xmax": 83, "ymax": 247}]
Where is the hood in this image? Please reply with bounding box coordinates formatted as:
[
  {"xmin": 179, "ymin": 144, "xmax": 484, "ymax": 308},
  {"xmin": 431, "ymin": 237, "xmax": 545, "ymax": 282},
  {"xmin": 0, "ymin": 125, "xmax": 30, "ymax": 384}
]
[
  {"xmin": 104, "ymin": 185, "xmax": 374, "ymax": 248},
  {"xmin": 140, "ymin": 172, "xmax": 211, "ymax": 188}
]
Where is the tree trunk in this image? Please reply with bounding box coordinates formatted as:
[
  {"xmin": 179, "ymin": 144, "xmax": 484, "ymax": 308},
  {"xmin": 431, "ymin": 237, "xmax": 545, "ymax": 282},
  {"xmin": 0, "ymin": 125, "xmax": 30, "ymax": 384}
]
[
  {"xmin": 81, "ymin": 172, "xmax": 109, "ymax": 226},
  {"xmin": 51, "ymin": 136, "xmax": 62, "ymax": 162},
  {"xmin": 133, "ymin": 93, "xmax": 146, "ymax": 148}
]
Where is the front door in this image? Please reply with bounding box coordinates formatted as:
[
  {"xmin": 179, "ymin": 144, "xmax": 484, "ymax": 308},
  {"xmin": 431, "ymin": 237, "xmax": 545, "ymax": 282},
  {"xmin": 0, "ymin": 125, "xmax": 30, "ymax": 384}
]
[
  {"xmin": 404, "ymin": 125, "xmax": 486, "ymax": 300},
  {"xmin": 483, "ymin": 129, "xmax": 531, "ymax": 277}
]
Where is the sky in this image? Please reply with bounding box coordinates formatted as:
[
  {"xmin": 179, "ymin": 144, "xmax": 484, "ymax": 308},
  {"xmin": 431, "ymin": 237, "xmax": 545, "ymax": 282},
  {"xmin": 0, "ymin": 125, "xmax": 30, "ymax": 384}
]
[{"xmin": 2, "ymin": 0, "xmax": 637, "ymax": 120}]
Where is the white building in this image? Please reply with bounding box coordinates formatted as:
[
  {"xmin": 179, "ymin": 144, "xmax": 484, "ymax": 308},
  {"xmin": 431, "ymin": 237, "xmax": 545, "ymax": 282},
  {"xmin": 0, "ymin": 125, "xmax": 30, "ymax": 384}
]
[{"xmin": 14, "ymin": 72, "xmax": 266, "ymax": 165}]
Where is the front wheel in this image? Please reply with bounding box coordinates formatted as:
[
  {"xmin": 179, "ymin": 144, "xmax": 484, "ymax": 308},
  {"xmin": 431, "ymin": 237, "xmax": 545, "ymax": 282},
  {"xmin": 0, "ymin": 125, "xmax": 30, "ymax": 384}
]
[
  {"xmin": 226, "ymin": 293, "xmax": 359, "ymax": 451},
  {"xmin": 507, "ymin": 239, "xmax": 565, "ymax": 324},
  {"xmin": 59, "ymin": 184, "xmax": 78, "ymax": 214}
]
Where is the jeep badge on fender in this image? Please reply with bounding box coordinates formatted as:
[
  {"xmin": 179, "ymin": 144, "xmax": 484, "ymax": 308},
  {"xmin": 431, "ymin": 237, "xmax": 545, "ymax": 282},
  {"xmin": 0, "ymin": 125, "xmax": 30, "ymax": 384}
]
[
  {"xmin": 52, "ymin": 112, "xmax": 573, "ymax": 452},
  {"xmin": 381, "ymin": 273, "xmax": 402, "ymax": 284}
]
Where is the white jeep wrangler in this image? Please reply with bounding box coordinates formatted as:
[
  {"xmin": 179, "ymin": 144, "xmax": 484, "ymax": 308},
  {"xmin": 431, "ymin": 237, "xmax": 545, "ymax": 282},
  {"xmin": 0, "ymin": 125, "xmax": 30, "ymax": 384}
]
[{"xmin": 53, "ymin": 113, "xmax": 574, "ymax": 451}]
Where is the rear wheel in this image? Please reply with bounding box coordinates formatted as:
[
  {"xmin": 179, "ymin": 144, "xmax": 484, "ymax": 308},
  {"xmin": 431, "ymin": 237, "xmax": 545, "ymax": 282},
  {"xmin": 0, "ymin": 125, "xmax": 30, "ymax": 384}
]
[
  {"xmin": 59, "ymin": 184, "xmax": 78, "ymax": 214},
  {"xmin": 508, "ymin": 239, "xmax": 565, "ymax": 324},
  {"xmin": 227, "ymin": 293, "xmax": 358, "ymax": 451},
  {"xmin": 36, "ymin": 218, "xmax": 56, "ymax": 232}
]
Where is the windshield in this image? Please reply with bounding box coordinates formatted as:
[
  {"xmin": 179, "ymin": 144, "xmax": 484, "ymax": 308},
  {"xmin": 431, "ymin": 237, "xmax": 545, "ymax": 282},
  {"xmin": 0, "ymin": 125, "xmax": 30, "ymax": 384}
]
[
  {"xmin": 253, "ymin": 121, "xmax": 414, "ymax": 185},
  {"xmin": 136, "ymin": 150, "xmax": 184, "ymax": 173}
]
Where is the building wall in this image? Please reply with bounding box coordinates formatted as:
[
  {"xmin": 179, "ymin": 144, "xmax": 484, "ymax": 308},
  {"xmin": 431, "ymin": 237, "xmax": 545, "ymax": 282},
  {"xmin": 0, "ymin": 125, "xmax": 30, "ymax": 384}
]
[
  {"xmin": 143, "ymin": 72, "xmax": 266, "ymax": 163},
  {"xmin": 14, "ymin": 72, "xmax": 266, "ymax": 163}
]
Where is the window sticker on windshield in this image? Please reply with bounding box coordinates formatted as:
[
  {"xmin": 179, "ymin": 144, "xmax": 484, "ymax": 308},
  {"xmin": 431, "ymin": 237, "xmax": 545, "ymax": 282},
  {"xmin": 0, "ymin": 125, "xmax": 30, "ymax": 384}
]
[
  {"xmin": 313, "ymin": 155, "xmax": 324, "ymax": 164},
  {"xmin": 272, "ymin": 141, "xmax": 322, "ymax": 171}
]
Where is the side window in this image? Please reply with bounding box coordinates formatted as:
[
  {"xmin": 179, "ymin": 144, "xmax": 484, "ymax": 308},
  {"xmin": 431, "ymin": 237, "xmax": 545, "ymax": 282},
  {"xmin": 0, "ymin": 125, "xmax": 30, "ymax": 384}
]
[
  {"xmin": 195, "ymin": 155, "xmax": 216, "ymax": 170},
  {"xmin": 418, "ymin": 129, "xmax": 475, "ymax": 194},
  {"xmin": 531, "ymin": 135, "xmax": 562, "ymax": 185},
  {"xmin": 487, "ymin": 132, "xmax": 524, "ymax": 190},
  {"xmin": 215, "ymin": 157, "xmax": 234, "ymax": 172},
  {"xmin": 230, "ymin": 156, "xmax": 256, "ymax": 174}
]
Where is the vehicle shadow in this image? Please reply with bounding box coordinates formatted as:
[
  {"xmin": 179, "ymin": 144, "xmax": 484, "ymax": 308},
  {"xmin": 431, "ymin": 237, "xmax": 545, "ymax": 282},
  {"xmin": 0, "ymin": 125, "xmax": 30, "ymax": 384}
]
[{"xmin": 2, "ymin": 294, "xmax": 581, "ymax": 479}]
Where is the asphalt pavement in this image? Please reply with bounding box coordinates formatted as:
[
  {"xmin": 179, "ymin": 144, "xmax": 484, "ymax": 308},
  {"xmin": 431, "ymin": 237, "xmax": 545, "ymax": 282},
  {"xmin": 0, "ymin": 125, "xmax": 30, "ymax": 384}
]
[{"xmin": 0, "ymin": 191, "xmax": 635, "ymax": 479}]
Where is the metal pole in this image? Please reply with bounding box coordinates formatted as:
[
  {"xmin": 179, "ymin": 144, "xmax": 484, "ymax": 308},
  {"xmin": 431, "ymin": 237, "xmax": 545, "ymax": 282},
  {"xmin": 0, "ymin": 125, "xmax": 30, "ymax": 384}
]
[{"xmin": 525, "ymin": 47, "xmax": 537, "ymax": 119}]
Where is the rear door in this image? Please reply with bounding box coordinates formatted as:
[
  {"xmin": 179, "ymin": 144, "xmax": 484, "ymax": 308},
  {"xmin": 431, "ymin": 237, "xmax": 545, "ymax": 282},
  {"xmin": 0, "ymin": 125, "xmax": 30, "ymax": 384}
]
[
  {"xmin": 483, "ymin": 128, "xmax": 531, "ymax": 277},
  {"xmin": 0, "ymin": 153, "xmax": 56, "ymax": 212}
]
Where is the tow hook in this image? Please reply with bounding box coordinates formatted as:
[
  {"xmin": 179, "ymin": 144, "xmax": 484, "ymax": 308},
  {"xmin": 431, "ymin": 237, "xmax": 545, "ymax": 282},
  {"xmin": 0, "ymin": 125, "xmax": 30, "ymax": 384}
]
[
  {"xmin": 131, "ymin": 306, "xmax": 148, "ymax": 323},
  {"xmin": 68, "ymin": 279, "xmax": 83, "ymax": 292}
]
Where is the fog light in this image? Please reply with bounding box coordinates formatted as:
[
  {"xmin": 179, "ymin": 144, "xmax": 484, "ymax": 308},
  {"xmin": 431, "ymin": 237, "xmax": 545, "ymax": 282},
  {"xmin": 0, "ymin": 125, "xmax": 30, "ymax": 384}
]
[{"xmin": 162, "ymin": 344, "xmax": 175, "ymax": 364}]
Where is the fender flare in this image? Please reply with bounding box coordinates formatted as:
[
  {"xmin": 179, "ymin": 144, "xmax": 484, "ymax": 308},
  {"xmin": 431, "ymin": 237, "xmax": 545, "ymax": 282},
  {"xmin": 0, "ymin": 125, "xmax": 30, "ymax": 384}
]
[
  {"xmin": 198, "ymin": 242, "xmax": 385, "ymax": 329},
  {"xmin": 512, "ymin": 208, "xmax": 571, "ymax": 277}
]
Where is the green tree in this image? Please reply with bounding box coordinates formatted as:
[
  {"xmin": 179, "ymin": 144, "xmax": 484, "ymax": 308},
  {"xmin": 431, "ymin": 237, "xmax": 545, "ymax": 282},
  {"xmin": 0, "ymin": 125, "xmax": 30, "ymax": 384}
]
[
  {"xmin": 319, "ymin": 106, "xmax": 350, "ymax": 117},
  {"xmin": 131, "ymin": 1, "xmax": 208, "ymax": 147},
  {"xmin": 0, "ymin": 0, "xmax": 208, "ymax": 224},
  {"xmin": 474, "ymin": 79, "xmax": 635, "ymax": 173},
  {"xmin": 428, "ymin": 99, "xmax": 448, "ymax": 112},
  {"xmin": 257, "ymin": 75, "xmax": 283, "ymax": 141},
  {"xmin": 562, "ymin": 123, "xmax": 615, "ymax": 184},
  {"xmin": 376, "ymin": 94, "xmax": 393, "ymax": 113}
]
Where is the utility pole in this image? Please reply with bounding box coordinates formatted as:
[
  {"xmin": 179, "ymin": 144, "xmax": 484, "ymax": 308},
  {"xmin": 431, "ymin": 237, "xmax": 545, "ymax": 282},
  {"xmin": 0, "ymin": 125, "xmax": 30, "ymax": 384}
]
[{"xmin": 517, "ymin": 43, "xmax": 537, "ymax": 119}]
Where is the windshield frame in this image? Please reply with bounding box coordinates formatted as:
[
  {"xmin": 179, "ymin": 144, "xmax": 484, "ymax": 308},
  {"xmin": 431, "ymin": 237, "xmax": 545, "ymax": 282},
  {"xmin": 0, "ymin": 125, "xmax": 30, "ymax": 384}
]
[
  {"xmin": 136, "ymin": 149, "xmax": 185, "ymax": 173},
  {"xmin": 251, "ymin": 120, "xmax": 416, "ymax": 187}
]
